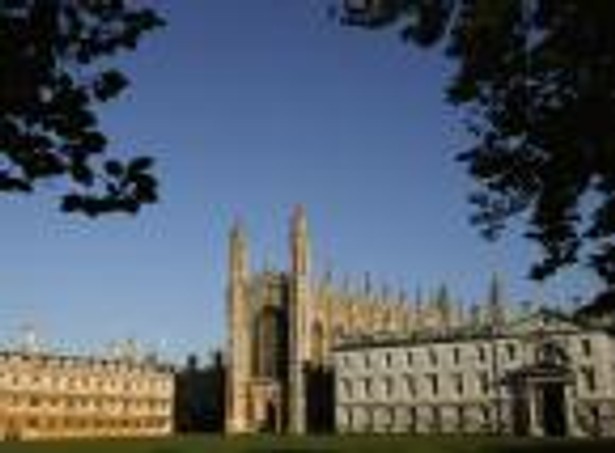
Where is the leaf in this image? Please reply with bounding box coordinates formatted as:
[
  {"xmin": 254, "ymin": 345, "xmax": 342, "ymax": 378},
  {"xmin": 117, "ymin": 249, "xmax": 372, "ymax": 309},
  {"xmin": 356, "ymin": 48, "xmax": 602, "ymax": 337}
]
[{"xmin": 104, "ymin": 159, "xmax": 124, "ymax": 177}]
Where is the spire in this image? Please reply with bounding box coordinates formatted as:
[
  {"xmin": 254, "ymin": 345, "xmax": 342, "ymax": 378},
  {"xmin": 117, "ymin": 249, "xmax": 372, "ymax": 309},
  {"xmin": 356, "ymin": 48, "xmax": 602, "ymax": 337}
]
[
  {"xmin": 435, "ymin": 283, "xmax": 452, "ymax": 330},
  {"xmin": 226, "ymin": 218, "xmax": 251, "ymax": 433},
  {"xmin": 229, "ymin": 218, "xmax": 248, "ymax": 281},
  {"xmin": 363, "ymin": 271, "xmax": 372, "ymax": 296},
  {"xmin": 456, "ymin": 298, "xmax": 466, "ymax": 326},
  {"xmin": 414, "ymin": 286, "xmax": 424, "ymax": 331},
  {"xmin": 290, "ymin": 204, "xmax": 310, "ymax": 276},
  {"xmin": 487, "ymin": 272, "xmax": 505, "ymax": 330}
]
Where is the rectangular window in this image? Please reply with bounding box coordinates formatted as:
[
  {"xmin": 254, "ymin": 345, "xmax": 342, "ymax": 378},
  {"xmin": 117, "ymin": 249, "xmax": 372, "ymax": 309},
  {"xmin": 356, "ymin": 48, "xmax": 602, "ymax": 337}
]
[
  {"xmin": 429, "ymin": 348, "xmax": 438, "ymax": 366},
  {"xmin": 581, "ymin": 338, "xmax": 592, "ymax": 357},
  {"xmin": 404, "ymin": 374, "xmax": 416, "ymax": 397},
  {"xmin": 454, "ymin": 373, "xmax": 464, "ymax": 395},
  {"xmin": 383, "ymin": 376, "xmax": 394, "ymax": 398},
  {"xmin": 364, "ymin": 378, "xmax": 372, "ymax": 398},
  {"xmin": 453, "ymin": 347, "xmax": 461, "ymax": 364},
  {"xmin": 481, "ymin": 405, "xmax": 490, "ymax": 424},
  {"xmin": 429, "ymin": 374, "xmax": 439, "ymax": 396},
  {"xmin": 342, "ymin": 378, "xmax": 353, "ymax": 398},
  {"xmin": 384, "ymin": 352, "xmax": 392, "ymax": 368},
  {"xmin": 479, "ymin": 371, "xmax": 489, "ymax": 394},
  {"xmin": 506, "ymin": 343, "xmax": 516, "ymax": 361},
  {"xmin": 343, "ymin": 354, "xmax": 351, "ymax": 368},
  {"xmin": 583, "ymin": 367, "xmax": 596, "ymax": 392},
  {"xmin": 407, "ymin": 351, "xmax": 413, "ymax": 367},
  {"xmin": 477, "ymin": 345, "xmax": 486, "ymax": 362},
  {"xmin": 364, "ymin": 353, "xmax": 371, "ymax": 369}
]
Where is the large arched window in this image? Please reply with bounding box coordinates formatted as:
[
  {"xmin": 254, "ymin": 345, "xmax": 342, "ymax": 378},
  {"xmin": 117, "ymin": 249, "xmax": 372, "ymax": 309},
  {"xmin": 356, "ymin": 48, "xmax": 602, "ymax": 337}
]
[
  {"xmin": 310, "ymin": 320, "xmax": 325, "ymax": 364},
  {"xmin": 255, "ymin": 307, "xmax": 283, "ymax": 378}
]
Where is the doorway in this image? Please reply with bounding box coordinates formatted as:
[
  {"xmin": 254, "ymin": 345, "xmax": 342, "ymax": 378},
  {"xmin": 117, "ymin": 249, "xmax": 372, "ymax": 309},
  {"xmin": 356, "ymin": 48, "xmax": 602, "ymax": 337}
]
[{"xmin": 541, "ymin": 382, "xmax": 567, "ymax": 436}]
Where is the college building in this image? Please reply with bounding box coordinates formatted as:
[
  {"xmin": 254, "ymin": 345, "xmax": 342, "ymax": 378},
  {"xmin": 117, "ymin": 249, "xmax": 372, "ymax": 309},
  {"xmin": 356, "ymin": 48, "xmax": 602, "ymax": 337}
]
[
  {"xmin": 0, "ymin": 337, "xmax": 174, "ymax": 440},
  {"xmin": 225, "ymin": 205, "xmax": 506, "ymax": 434},
  {"xmin": 334, "ymin": 306, "xmax": 615, "ymax": 437}
]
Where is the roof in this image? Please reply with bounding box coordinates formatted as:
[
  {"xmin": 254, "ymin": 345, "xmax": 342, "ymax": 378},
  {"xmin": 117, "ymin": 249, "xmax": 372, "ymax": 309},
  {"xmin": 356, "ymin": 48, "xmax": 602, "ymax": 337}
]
[{"xmin": 333, "ymin": 306, "xmax": 607, "ymax": 352}]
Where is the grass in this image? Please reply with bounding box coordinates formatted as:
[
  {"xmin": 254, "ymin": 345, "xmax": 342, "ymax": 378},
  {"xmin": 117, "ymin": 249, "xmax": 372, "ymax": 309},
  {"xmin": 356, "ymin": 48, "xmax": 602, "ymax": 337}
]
[{"xmin": 0, "ymin": 435, "xmax": 614, "ymax": 453}]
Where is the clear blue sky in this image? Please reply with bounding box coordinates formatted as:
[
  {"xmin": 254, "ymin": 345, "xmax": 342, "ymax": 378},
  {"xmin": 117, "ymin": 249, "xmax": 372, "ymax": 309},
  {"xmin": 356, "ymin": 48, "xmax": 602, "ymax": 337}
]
[{"xmin": 0, "ymin": 0, "xmax": 597, "ymax": 363}]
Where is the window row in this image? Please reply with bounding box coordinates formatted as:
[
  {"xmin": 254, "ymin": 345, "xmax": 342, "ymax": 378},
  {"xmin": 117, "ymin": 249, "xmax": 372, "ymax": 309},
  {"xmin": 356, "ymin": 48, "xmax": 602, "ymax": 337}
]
[
  {"xmin": 0, "ymin": 373, "xmax": 171, "ymax": 393},
  {"xmin": 0, "ymin": 395, "xmax": 172, "ymax": 412},
  {"xmin": 7, "ymin": 416, "xmax": 170, "ymax": 431},
  {"xmin": 340, "ymin": 371, "xmax": 493, "ymax": 400},
  {"xmin": 337, "ymin": 404, "xmax": 493, "ymax": 433},
  {"xmin": 340, "ymin": 343, "xmax": 519, "ymax": 371}
]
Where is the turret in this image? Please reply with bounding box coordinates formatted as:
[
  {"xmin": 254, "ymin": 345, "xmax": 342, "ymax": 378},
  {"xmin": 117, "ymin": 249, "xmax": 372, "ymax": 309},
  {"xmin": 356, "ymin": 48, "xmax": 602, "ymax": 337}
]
[
  {"xmin": 290, "ymin": 204, "xmax": 309, "ymax": 276},
  {"xmin": 287, "ymin": 205, "xmax": 311, "ymax": 433},
  {"xmin": 226, "ymin": 219, "xmax": 252, "ymax": 433},
  {"xmin": 230, "ymin": 220, "xmax": 248, "ymax": 283},
  {"xmin": 487, "ymin": 272, "xmax": 506, "ymax": 331}
]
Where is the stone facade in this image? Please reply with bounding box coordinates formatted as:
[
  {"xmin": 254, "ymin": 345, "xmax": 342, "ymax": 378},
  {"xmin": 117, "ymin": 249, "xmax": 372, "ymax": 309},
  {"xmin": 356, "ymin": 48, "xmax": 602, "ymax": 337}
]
[
  {"xmin": 225, "ymin": 206, "xmax": 474, "ymax": 434},
  {"xmin": 0, "ymin": 344, "xmax": 174, "ymax": 440},
  {"xmin": 334, "ymin": 307, "xmax": 615, "ymax": 437}
]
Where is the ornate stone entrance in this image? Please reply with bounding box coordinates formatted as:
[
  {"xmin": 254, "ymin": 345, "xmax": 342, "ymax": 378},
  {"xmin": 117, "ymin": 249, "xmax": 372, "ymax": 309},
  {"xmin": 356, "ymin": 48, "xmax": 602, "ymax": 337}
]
[{"xmin": 503, "ymin": 340, "xmax": 574, "ymax": 437}]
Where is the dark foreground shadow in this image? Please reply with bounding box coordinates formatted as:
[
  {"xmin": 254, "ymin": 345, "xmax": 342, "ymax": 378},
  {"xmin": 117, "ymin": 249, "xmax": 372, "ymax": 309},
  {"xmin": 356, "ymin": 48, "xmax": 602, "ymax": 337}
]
[{"xmin": 488, "ymin": 438, "xmax": 615, "ymax": 453}]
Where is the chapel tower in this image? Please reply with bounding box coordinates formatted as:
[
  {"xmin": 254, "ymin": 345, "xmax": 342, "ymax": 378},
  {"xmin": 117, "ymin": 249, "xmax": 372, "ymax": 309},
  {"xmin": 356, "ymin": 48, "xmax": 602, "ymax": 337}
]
[
  {"xmin": 287, "ymin": 205, "xmax": 311, "ymax": 433},
  {"xmin": 225, "ymin": 220, "xmax": 252, "ymax": 433}
]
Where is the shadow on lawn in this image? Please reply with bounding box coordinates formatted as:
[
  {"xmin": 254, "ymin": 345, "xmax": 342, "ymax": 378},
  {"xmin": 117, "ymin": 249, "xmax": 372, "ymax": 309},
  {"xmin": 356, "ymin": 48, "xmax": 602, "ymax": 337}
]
[
  {"xmin": 492, "ymin": 439, "xmax": 615, "ymax": 453},
  {"xmin": 245, "ymin": 449, "xmax": 338, "ymax": 453}
]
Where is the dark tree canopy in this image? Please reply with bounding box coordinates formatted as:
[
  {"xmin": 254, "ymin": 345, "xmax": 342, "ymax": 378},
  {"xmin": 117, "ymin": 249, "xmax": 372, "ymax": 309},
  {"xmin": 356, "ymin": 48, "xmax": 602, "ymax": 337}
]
[
  {"xmin": 0, "ymin": 0, "xmax": 163, "ymax": 217},
  {"xmin": 342, "ymin": 0, "xmax": 615, "ymax": 292}
]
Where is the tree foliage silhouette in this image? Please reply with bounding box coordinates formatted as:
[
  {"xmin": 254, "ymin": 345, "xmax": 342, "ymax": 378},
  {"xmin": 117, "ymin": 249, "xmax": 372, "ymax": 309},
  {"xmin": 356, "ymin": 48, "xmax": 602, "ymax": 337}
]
[
  {"xmin": 342, "ymin": 0, "xmax": 615, "ymax": 293},
  {"xmin": 0, "ymin": 0, "xmax": 163, "ymax": 217}
]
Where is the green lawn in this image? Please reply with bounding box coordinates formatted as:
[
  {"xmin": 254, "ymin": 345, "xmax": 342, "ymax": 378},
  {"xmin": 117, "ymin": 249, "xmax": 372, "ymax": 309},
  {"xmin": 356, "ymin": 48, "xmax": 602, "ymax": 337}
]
[{"xmin": 0, "ymin": 435, "xmax": 614, "ymax": 453}]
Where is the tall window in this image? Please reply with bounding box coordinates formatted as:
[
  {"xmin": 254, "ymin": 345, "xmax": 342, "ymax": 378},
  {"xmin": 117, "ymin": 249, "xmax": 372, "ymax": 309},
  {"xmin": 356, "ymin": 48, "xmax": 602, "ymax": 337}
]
[
  {"xmin": 581, "ymin": 338, "xmax": 592, "ymax": 357},
  {"xmin": 406, "ymin": 350, "xmax": 413, "ymax": 367}
]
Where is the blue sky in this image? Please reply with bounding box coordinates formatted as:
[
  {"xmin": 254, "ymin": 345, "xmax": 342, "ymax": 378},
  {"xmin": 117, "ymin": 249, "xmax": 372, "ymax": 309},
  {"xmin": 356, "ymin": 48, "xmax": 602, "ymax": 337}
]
[{"xmin": 0, "ymin": 1, "xmax": 597, "ymax": 363}]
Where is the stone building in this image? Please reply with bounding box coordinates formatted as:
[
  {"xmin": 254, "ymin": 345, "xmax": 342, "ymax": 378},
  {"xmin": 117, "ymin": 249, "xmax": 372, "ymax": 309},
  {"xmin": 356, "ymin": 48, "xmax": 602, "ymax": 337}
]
[
  {"xmin": 174, "ymin": 352, "xmax": 225, "ymax": 432},
  {"xmin": 0, "ymin": 339, "xmax": 174, "ymax": 440},
  {"xmin": 334, "ymin": 304, "xmax": 615, "ymax": 437},
  {"xmin": 225, "ymin": 206, "xmax": 467, "ymax": 434}
]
